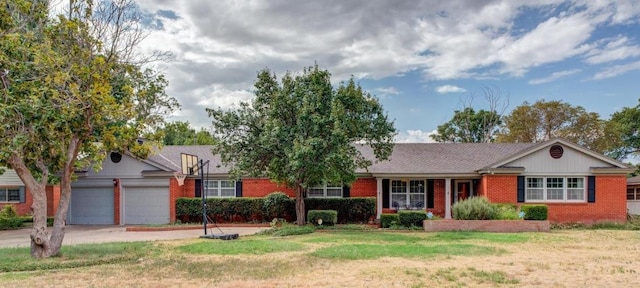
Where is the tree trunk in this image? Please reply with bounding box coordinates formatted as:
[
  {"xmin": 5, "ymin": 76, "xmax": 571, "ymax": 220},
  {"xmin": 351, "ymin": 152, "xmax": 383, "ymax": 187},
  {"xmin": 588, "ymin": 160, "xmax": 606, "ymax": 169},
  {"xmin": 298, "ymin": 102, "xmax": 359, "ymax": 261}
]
[{"xmin": 295, "ymin": 184, "xmax": 306, "ymax": 226}]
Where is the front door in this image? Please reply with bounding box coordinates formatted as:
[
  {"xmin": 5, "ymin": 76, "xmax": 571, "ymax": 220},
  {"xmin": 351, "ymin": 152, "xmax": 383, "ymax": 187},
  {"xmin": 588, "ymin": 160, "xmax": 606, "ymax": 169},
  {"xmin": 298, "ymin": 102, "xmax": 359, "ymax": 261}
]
[{"xmin": 454, "ymin": 180, "xmax": 472, "ymax": 203}]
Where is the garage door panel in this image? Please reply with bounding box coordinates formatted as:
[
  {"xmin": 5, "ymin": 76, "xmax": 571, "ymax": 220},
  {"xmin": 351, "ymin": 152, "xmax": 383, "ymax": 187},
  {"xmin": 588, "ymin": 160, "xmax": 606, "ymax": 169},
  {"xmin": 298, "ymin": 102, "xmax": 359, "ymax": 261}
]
[
  {"xmin": 69, "ymin": 187, "xmax": 114, "ymax": 225},
  {"xmin": 124, "ymin": 187, "xmax": 169, "ymax": 225}
]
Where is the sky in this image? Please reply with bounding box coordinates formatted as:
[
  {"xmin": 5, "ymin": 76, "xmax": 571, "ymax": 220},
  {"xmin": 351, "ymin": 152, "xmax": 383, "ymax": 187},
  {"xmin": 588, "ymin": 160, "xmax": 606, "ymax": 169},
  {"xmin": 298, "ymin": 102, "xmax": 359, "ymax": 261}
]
[{"xmin": 133, "ymin": 0, "xmax": 640, "ymax": 143}]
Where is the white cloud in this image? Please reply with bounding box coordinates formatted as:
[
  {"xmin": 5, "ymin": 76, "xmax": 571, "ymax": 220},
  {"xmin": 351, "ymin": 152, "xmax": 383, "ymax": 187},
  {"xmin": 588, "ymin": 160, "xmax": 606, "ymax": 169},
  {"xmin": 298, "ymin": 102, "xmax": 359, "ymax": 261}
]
[
  {"xmin": 584, "ymin": 36, "xmax": 640, "ymax": 64},
  {"xmin": 528, "ymin": 69, "xmax": 582, "ymax": 85},
  {"xmin": 436, "ymin": 85, "xmax": 467, "ymax": 93},
  {"xmin": 373, "ymin": 87, "xmax": 400, "ymax": 98},
  {"xmin": 394, "ymin": 130, "xmax": 438, "ymax": 143},
  {"xmin": 593, "ymin": 60, "xmax": 640, "ymax": 80}
]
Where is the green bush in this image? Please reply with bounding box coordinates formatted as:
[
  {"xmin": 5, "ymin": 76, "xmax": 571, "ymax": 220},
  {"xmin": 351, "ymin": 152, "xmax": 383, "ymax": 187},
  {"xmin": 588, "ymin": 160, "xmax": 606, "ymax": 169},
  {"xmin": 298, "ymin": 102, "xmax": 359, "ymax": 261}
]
[
  {"xmin": 398, "ymin": 211, "xmax": 427, "ymax": 227},
  {"xmin": 176, "ymin": 197, "xmax": 375, "ymax": 224},
  {"xmin": 263, "ymin": 192, "xmax": 292, "ymax": 220},
  {"xmin": 520, "ymin": 204, "xmax": 548, "ymax": 220},
  {"xmin": 494, "ymin": 204, "xmax": 520, "ymax": 220},
  {"xmin": 452, "ymin": 197, "xmax": 498, "ymax": 220},
  {"xmin": 0, "ymin": 216, "xmax": 24, "ymax": 230},
  {"xmin": 307, "ymin": 210, "xmax": 338, "ymax": 226},
  {"xmin": 380, "ymin": 213, "xmax": 399, "ymax": 228},
  {"xmin": 305, "ymin": 198, "xmax": 375, "ymax": 223},
  {"xmin": 0, "ymin": 205, "xmax": 18, "ymax": 218}
]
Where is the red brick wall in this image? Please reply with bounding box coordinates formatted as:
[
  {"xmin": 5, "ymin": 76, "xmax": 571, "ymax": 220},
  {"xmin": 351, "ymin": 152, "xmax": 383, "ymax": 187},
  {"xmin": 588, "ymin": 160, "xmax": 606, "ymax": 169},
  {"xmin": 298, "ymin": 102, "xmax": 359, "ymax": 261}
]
[
  {"xmin": 351, "ymin": 178, "xmax": 376, "ymax": 197},
  {"xmin": 0, "ymin": 187, "xmax": 32, "ymax": 216},
  {"xmin": 431, "ymin": 179, "xmax": 446, "ymax": 217},
  {"xmin": 481, "ymin": 174, "xmax": 627, "ymax": 223},
  {"xmin": 113, "ymin": 179, "xmax": 120, "ymax": 225},
  {"xmin": 242, "ymin": 178, "xmax": 295, "ymax": 197},
  {"xmin": 545, "ymin": 175, "xmax": 627, "ymax": 223},
  {"xmin": 482, "ymin": 175, "xmax": 518, "ymax": 203},
  {"xmin": 46, "ymin": 185, "xmax": 60, "ymax": 217}
]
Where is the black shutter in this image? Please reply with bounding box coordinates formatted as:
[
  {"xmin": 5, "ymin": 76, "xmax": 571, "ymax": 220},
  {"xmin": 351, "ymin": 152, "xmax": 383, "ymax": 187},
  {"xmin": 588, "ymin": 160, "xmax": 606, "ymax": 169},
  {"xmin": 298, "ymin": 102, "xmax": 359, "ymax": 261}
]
[
  {"xmin": 235, "ymin": 180, "xmax": 243, "ymax": 197},
  {"xmin": 19, "ymin": 186, "xmax": 25, "ymax": 203},
  {"xmin": 382, "ymin": 179, "xmax": 390, "ymax": 208},
  {"xmin": 427, "ymin": 179, "xmax": 434, "ymax": 209},
  {"xmin": 517, "ymin": 176, "xmax": 525, "ymax": 203},
  {"xmin": 588, "ymin": 176, "xmax": 596, "ymax": 203},
  {"xmin": 343, "ymin": 185, "xmax": 350, "ymax": 198},
  {"xmin": 195, "ymin": 179, "xmax": 202, "ymax": 198}
]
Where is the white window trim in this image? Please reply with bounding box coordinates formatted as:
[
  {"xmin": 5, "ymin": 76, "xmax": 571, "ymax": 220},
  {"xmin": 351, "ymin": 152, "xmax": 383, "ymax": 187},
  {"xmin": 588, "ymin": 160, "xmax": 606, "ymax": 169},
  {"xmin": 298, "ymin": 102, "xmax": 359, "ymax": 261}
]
[
  {"xmin": 308, "ymin": 183, "xmax": 343, "ymax": 198},
  {"xmin": 390, "ymin": 179, "xmax": 426, "ymax": 210},
  {"xmin": 0, "ymin": 187, "xmax": 21, "ymax": 203},
  {"xmin": 525, "ymin": 176, "xmax": 586, "ymax": 203},
  {"xmin": 204, "ymin": 180, "xmax": 236, "ymax": 198}
]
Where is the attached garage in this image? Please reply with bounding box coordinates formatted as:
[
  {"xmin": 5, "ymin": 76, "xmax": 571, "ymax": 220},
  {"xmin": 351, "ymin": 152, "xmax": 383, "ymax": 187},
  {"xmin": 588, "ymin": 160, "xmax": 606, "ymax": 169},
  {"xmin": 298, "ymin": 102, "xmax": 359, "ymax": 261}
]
[
  {"xmin": 123, "ymin": 186, "xmax": 169, "ymax": 224},
  {"xmin": 68, "ymin": 187, "xmax": 114, "ymax": 225}
]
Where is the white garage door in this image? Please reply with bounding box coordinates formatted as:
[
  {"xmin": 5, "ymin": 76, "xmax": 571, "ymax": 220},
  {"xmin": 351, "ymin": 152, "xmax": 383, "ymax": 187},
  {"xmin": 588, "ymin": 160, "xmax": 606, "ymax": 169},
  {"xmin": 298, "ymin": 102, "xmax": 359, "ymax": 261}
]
[
  {"xmin": 69, "ymin": 187, "xmax": 114, "ymax": 224},
  {"xmin": 124, "ymin": 187, "xmax": 169, "ymax": 224}
]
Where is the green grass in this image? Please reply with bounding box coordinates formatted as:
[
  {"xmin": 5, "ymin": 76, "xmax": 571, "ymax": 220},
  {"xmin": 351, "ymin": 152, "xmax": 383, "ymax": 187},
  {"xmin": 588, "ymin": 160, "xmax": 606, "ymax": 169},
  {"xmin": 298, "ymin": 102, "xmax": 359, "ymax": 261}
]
[
  {"xmin": 177, "ymin": 238, "xmax": 306, "ymax": 255},
  {"xmin": 0, "ymin": 242, "xmax": 151, "ymax": 272},
  {"xmin": 302, "ymin": 231, "xmax": 424, "ymax": 244},
  {"xmin": 432, "ymin": 231, "xmax": 530, "ymax": 243},
  {"xmin": 311, "ymin": 243, "xmax": 500, "ymax": 260}
]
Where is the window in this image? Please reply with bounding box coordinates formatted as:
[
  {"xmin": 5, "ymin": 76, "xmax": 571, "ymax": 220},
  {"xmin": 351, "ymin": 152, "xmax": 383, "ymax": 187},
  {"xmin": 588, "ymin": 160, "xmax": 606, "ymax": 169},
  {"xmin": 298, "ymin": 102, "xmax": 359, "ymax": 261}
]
[
  {"xmin": 525, "ymin": 177, "xmax": 585, "ymax": 202},
  {"xmin": 0, "ymin": 187, "xmax": 21, "ymax": 202},
  {"xmin": 308, "ymin": 183, "xmax": 342, "ymax": 198},
  {"xmin": 204, "ymin": 180, "xmax": 236, "ymax": 197},
  {"xmin": 628, "ymin": 187, "xmax": 640, "ymax": 201},
  {"xmin": 390, "ymin": 180, "xmax": 425, "ymax": 209}
]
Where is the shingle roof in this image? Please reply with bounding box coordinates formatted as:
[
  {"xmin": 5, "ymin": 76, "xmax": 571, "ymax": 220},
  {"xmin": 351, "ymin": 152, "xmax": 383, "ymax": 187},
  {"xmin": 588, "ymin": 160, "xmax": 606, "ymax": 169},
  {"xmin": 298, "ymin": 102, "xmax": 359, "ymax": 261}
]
[
  {"xmin": 628, "ymin": 175, "xmax": 640, "ymax": 184},
  {"xmin": 356, "ymin": 143, "xmax": 536, "ymax": 174},
  {"xmin": 149, "ymin": 143, "xmax": 537, "ymax": 176}
]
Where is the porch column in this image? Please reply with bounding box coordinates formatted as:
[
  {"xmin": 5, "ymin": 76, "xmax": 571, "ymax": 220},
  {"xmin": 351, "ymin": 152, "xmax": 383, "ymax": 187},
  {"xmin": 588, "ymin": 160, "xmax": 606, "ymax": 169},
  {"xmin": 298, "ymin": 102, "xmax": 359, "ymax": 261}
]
[
  {"xmin": 376, "ymin": 177, "xmax": 383, "ymax": 219},
  {"xmin": 445, "ymin": 178, "xmax": 452, "ymax": 219}
]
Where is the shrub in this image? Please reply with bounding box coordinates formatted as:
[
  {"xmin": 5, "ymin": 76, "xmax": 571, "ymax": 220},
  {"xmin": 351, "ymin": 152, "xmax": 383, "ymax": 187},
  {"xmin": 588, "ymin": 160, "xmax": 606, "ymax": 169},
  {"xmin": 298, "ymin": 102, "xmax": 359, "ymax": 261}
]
[
  {"xmin": 520, "ymin": 204, "xmax": 548, "ymax": 220},
  {"xmin": 263, "ymin": 192, "xmax": 292, "ymax": 220},
  {"xmin": 307, "ymin": 210, "xmax": 338, "ymax": 226},
  {"xmin": 0, "ymin": 205, "xmax": 17, "ymax": 218},
  {"xmin": 494, "ymin": 204, "xmax": 520, "ymax": 220},
  {"xmin": 305, "ymin": 198, "xmax": 375, "ymax": 223},
  {"xmin": 0, "ymin": 217, "xmax": 23, "ymax": 230},
  {"xmin": 452, "ymin": 197, "xmax": 498, "ymax": 220},
  {"xmin": 398, "ymin": 211, "xmax": 427, "ymax": 227},
  {"xmin": 380, "ymin": 213, "xmax": 399, "ymax": 228}
]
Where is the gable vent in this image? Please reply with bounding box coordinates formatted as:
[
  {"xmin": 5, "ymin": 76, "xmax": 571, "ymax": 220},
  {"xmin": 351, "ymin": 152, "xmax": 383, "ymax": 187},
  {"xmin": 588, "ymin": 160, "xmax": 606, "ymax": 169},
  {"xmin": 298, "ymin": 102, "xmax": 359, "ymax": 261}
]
[{"xmin": 549, "ymin": 145, "xmax": 564, "ymax": 159}]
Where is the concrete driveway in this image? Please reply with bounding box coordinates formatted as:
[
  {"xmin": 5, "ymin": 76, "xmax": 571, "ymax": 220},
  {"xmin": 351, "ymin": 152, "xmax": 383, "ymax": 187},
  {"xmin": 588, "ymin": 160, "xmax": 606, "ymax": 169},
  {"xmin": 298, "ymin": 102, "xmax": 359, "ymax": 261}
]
[{"xmin": 0, "ymin": 225, "xmax": 268, "ymax": 248}]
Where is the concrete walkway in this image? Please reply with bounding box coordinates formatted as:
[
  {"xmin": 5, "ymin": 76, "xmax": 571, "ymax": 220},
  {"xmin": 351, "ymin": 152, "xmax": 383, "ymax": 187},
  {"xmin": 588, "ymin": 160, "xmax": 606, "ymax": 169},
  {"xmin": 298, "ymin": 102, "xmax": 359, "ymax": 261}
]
[{"xmin": 0, "ymin": 225, "xmax": 269, "ymax": 248}]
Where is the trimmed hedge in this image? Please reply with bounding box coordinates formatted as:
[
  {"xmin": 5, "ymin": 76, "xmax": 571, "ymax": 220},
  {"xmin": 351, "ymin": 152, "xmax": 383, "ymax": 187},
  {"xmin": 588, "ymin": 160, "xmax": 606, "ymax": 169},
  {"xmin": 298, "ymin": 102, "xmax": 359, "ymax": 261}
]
[
  {"xmin": 380, "ymin": 213, "xmax": 399, "ymax": 228},
  {"xmin": 398, "ymin": 211, "xmax": 427, "ymax": 227},
  {"xmin": 521, "ymin": 204, "xmax": 548, "ymax": 220},
  {"xmin": 0, "ymin": 217, "xmax": 24, "ymax": 230},
  {"xmin": 307, "ymin": 210, "xmax": 338, "ymax": 226},
  {"xmin": 175, "ymin": 197, "xmax": 375, "ymax": 224}
]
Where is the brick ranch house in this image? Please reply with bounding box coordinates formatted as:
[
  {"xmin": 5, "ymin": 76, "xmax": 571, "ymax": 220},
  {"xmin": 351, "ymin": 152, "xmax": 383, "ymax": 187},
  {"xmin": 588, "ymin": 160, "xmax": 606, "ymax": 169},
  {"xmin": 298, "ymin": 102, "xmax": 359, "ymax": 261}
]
[{"xmin": 0, "ymin": 138, "xmax": 633, "ymax": 224}]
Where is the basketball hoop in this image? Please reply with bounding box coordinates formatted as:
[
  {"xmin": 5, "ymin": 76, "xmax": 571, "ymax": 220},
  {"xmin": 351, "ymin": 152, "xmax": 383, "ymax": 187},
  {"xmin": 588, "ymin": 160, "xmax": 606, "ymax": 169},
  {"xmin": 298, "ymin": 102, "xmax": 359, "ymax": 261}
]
[{"xmin": 174, "ymin": 171, "xmax": 186, "ymax": 186}]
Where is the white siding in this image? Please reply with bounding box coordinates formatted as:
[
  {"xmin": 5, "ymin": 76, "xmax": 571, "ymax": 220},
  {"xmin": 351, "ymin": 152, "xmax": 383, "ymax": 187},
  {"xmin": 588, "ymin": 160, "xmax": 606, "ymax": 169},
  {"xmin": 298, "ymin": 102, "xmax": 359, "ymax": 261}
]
[
  {"xmin": 0, "ymin": 168, "xmax": 25, "ymax": 186},
  {"xmin": 84, "ymin": 154, "xmax": 158, "ymax": 179},
  {"xmin": 628, "ymin": 202, "xmax": 640, "ymax": 215},
  {"xmin": 505, "ymin": 144, "xmax": 614, "ymax": 175}
]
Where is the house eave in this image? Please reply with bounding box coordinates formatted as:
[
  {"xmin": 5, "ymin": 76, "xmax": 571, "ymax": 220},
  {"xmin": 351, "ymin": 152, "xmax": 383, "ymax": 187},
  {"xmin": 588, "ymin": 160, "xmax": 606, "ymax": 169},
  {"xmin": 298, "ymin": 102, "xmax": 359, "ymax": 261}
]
[
  {"xmin": 477, "ymin": 167, "xmax": 525, "ymax": 175},
  {"xmin": 590, "ymin": 167, "xmax": 636, "ymax": 175}
]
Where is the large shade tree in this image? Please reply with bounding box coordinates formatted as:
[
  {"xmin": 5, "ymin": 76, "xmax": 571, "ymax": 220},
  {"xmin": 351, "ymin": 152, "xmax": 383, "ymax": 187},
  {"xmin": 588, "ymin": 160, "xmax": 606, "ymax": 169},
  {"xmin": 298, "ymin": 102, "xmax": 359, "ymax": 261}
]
[
  {"xmin": 207, "ymin": 65, "xmax": 396, "ymax": 225},
  {"xmin": 162, "ymin": 121, "xmax": 216, "ymax": 145},
  {"xmin": 0, "ymin": 0, "xmax": 179, "ymax": 258},
  {"xmin": 497, "ymin": 100, "xmax": 616, "ymax": 153},
  {"xmin": 607, "ymin": 98, "xmax": 640, "ymax": 161}
]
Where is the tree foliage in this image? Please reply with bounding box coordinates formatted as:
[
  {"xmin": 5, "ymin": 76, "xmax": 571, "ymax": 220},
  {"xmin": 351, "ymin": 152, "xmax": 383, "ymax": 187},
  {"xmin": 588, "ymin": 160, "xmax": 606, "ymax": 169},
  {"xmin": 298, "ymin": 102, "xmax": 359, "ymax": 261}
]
[
  {"xmin": 431, "ymin": 108, "xmax": 502, "ymax": 143},
  {"xmin": 607, "ymin": 99, "xmax": 640, "ymax": 160},
  {"xmin": 431, "ymin": 86, "xmax": 507, "ymax": 143},
  {"xmin": 497, "ymin": 100, "xmax": 616, "ymax": 153},
  {"xmin": 0, "ymin": 0, "xmax": 179, "ymax": 258},
  {"xmin": 207, "ymin": 65, "xmax": 395, "ymax": 225},
  {"xmin": 162, "ymin": 121, "xmax": 215, "ymax": 145}
]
